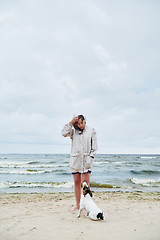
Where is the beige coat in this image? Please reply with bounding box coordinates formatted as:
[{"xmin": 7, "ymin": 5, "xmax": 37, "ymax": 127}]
[{"xmin": 62, "ymin": 123, "xmax": 98, "ymax": 173}]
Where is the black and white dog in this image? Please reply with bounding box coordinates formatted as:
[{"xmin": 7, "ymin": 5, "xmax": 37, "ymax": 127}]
[{"xmin": 77, "ymin": 182, "xmax": 105, "ymax": 221}]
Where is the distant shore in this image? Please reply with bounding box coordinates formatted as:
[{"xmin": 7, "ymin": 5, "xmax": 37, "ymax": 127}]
[{"xmin": 0, "ymin": 192, "xmax": 160, "ymax": 240}]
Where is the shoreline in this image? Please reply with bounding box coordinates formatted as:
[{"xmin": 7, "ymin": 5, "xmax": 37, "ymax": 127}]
[
  {"xmin": 1, "ymin": 187, "xmax": 160, "ymax": 194},
  {"xmin": 0, "ymin": 191, "xmax": 160, "ymax": 200},
  {"xmin": 1, "ymin": 192, "xmax": 160, "ymax": 240}
]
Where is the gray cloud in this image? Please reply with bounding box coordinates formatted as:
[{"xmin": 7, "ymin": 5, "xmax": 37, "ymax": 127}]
[{"xmin": 0, "ymin": 0, "xmax": 160, "ymax": 153}]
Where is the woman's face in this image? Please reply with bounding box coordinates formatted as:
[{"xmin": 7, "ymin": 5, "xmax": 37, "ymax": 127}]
[{"xmin": 77, "ymin": 118, "xmax": 86, "ymax": 130}]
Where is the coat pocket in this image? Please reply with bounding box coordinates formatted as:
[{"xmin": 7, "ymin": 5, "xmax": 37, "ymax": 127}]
[
  {"xmin": 70, "ymin": 156, "xmax": 82, "ymax": 171},
  {"xmin": 85, "ymin": 156, "xmax": 93, "ymax": 169}
]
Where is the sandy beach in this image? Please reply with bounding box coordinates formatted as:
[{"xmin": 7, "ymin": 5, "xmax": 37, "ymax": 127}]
[{"xmin": 0, "ymin": 192, "xmax": 160, "ymax": 240}]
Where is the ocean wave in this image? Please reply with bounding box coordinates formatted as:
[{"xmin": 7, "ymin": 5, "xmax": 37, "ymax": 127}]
[
  {"xmin": 127, "ymin": 162, "xmax": 142, "ymax": 165},
  {"xmin": 0, "ymin": 169, "xmax": 54, "ymax": 175},
  {"xmin": 94, "ymin": 161, "xmax": 109, "ymax": 166},
  {"xmin": 90, "ymin": 182, "xmax": 120, "ymax": 188},
  {"xmin": 0, "ymin": 181, "xmax": 120, "ymax": 189},
  {"xmin": 130, "ymin": 178, "xmax": 160, "ymax": 187},
  {"xmin": 155, "ymin": 164, "xmax": 160, "ymax": 167},
  {"xmin": 113, "ymin": 161, "xmax": 126, "ymax": 165},
  {"xmin": 0, "ymin": 164, "xmax": 51, "ymax": 169},
  {"xmin": 0, "ymin": 163, "xmax": 68, "ymax": 169},
  {"xmin": 28, "ymin": 161, "xmax": 41, "ymax": 164},
  {"xmin": 140, "ymin": 156, "xmax": 157, "ymax": 159},
  {"xmin": 131, "ymin": 170, "xmax": 160, "ymax": 175},
  {"xmin": 55, "ymin": 172, "xmax": 70, "ymax": 175},
  {"xmin": 0, "ymin": 160, "xmax": 33, "ymax": 166},
  {"xmin": 0, "ymin": 181, "xmax": 74, "ymax": 189}
]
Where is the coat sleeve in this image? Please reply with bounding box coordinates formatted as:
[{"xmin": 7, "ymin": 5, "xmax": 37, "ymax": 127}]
[
  {"xmin": 90, "ymin": 128, "xmax": 98, "ymax": 158},
  {"xmin": 62, "ymin": 122, "xmax": 73, "ymax": 138}
]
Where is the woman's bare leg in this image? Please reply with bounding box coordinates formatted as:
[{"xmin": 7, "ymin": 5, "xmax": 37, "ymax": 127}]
[
  {"xmin": 72, "ymin": 173, "xmax": 81, "ymax": 210},
  {"xmin": 81, "ymin": 172, "xmax": 91, "ymax": 185}
]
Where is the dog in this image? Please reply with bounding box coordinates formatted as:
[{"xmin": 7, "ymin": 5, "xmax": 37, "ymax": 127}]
[{"xmin": 77, "ymin": 182, "xmax": 105, "ymax": 221}]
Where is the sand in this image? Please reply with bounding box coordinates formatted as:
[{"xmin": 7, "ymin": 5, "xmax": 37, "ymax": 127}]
[{"xmin": 0, "ymin": 192, "xmax": 160, "ymax": 240}]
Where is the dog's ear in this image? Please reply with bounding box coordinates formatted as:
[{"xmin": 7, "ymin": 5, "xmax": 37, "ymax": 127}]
[
  {"xmin": 87, "ymin": 186, "xmax": 92, "ymax": 197},
  {"xmin": 83, "ymin": 189, "xmax": 86, "ymax": 196},
  {"xmin": 83, "ymin": 186, "xmax": 88, "ymax": 196},
  {"xmin": 89, "ymin": 190, "xmax": 93, "ymax": 197}
]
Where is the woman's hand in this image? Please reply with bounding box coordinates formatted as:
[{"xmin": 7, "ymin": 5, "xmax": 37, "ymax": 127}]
[{"xmin": 70, "ymin": 116, "xmax": 78, "ymax": 125}]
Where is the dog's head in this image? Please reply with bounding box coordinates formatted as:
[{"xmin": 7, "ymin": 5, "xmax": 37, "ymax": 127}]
[{"xmin": 82, "ymin": 182, "xmax": 93, "ymax": 197}]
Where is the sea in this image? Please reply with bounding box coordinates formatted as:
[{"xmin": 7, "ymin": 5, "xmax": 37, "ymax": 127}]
[{"xmin": 0, "ymin": 154, "xmax": 160, "ymax": 193}]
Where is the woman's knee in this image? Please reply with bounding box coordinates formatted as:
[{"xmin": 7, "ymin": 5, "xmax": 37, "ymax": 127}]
[{"xmin": 82, "ymin": 172, "xmax": 90, "ymax": 185}]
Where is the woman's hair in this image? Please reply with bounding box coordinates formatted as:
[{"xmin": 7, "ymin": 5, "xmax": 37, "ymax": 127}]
[
  {"xmin": 73, "ymin": 115, "xmax": 86, "ymax": 131},
  {"xmin": 78, "ymin": 115, "xmax": 85, "ymax": 122}
]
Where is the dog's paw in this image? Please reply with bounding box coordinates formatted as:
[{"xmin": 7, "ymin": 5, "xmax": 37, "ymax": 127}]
[{"xmin": 85, "ymin": 213, "xmax": 89, "ymax": 218}]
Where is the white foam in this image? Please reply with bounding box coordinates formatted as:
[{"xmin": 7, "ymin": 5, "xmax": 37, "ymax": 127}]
[
  {"xmin": 113, "ymin": 161, "xmax": 126, "ymax": 164},
  {"xmin": 0, "ymin": 164, "xmax": 64, "ymax": 169},
  {"xmin": 0, "ymin": 181, "xmax": 74, "ymax": 189},
  {"xmin": 94, "ymin": 161, "xmax": 109, "ymax": 165},
  {"xmin": 0, "ymin": 169, "xmax": 53, "ymax": 175},
  {"xmin": 0, "ymin": 162, "xmax": 68, "ymax": 168},
  {"xmin": 130, "ymin": 178, "xmax": 160, "ymax": 186},
  {"xmin": 0, "ymin": 160, "xmax": 35, "ymax": 166}
]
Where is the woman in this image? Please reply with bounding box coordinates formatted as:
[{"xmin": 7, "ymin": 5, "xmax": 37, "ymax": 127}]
[{"xmin": 62, "ymin": 115, "xmax": 98, "ymax": 211}]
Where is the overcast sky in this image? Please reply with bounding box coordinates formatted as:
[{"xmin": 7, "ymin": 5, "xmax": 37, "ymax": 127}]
[{"xmin": 0, "ymin": 0, "xmax": 160, "ymax": 154}]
